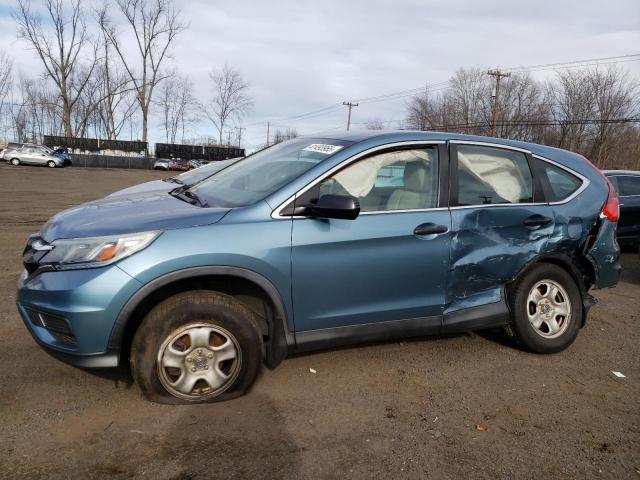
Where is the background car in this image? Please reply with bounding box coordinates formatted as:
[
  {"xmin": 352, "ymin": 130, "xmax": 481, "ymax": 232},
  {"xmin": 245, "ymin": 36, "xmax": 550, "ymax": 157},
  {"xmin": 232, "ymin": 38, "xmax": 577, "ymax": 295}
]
[
  {"xmin": 153, "ymin": 159, "xmax": 171, "ymax": 170},
  {"xmin": 604, "ymin": 170, "xmax": 640, "ymax": 250},
  {"xmin": 3, "ymin": 144, "xmax": 66, "ymax": 168},
  {"xmin": 51, "ymin": 147, "xmax": 72, "ymax": 166},
  {"xmin": 108, "ymin": 157, "xmax": 242, "ymax": 197},
  {"xmin": 187, "ymin": 160, "xmax": 208, "ymax": 170}
]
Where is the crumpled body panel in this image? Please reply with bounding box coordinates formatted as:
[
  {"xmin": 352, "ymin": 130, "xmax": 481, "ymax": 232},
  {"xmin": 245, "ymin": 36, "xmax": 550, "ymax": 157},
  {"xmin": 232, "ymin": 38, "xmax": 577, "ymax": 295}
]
[
  {"xmin": 446, "ymin": 202, "xmax": 620, "ymax": 314},
  {"xmin": 586, "ymin": 219, "xmax": 621, "ymax": 288},
  {"xmin": 446, "ymin": 206, "xmax": 553, "ymax": 314}
]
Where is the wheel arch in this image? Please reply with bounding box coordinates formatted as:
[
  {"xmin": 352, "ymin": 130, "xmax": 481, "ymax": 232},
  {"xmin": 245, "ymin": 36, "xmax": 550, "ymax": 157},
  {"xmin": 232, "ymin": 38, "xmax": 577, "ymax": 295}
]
[
  {"xmin": 109, "ymin": 267, "xmax": 293, "ymax": 369},
  {"xmin": 506, "ymin": 253, "xmax": 594, "ymax": 327}
]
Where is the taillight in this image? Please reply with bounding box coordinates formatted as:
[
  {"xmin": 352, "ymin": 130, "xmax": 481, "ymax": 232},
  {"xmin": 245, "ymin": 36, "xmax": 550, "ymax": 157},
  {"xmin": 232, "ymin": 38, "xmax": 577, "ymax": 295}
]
[
  {"xmin": 601, "ymin": 177, "xmax": 620, "ymax": 223},
  {"xmin": 579, "ymin": 155, "xmax": 620, "ymax": 223}
]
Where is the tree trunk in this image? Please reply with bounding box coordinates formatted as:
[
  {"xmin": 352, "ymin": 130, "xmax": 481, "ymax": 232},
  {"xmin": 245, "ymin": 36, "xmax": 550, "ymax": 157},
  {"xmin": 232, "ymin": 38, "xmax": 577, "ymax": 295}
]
[
  {"xmin": 62, "ymin": 100, "xmax": 73, "ymax": 137},
  {"xmin": 141, "ymin": 108, "xmax": 148, "ymax": 143}
]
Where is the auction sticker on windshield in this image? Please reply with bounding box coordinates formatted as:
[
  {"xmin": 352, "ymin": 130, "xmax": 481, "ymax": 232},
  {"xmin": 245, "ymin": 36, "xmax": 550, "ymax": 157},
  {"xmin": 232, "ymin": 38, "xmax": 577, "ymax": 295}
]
[{"xmin": 303, "ymin": 144, "xmax": 344, "ymax": 155}]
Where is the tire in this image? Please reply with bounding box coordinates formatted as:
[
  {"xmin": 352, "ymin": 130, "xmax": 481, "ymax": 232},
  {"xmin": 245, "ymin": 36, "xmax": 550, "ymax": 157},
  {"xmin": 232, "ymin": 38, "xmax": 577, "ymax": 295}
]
[
  {"xmin": 10, "ymin": 158, "xmax": 20, "ymax": 166},
  {"xmin": 130, "ymin": 290, "xmax": 263, "ymax": 404},
  {"xmin": 47, "ymin": 160, "xmax": 57, "ymax": 168},
  {"xmin": 508, "ymin": 264, "xmax": 583, "ymax": 354}
]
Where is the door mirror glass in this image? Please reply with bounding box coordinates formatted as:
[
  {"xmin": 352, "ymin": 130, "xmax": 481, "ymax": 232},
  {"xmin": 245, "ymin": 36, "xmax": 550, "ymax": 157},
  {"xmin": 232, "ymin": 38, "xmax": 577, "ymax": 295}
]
[{"xmin": 306, "ymin": 194, "xmax": 360, "ymax": 220}]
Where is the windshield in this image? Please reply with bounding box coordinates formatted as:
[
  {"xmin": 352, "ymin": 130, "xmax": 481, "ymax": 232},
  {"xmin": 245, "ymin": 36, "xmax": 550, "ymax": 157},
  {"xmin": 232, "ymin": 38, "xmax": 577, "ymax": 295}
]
[
  {"xmin": 189, "ymin": 138, "xmax": 351, "ymax": 207},
  {"xmin": 173, "ymin": 158, "xmax": 241, "ymax": 185}
]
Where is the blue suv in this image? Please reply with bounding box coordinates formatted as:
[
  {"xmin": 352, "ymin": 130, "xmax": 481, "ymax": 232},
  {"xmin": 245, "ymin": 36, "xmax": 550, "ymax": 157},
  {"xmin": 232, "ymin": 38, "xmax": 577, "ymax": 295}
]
[{"xmin": 17, "ymin": 132, "xmax": 621, "ymax": 403}]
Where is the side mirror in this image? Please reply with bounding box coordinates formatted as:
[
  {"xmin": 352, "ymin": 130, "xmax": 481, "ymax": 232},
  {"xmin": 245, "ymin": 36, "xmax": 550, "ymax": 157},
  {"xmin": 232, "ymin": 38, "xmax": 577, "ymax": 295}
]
[{"xmin": 306, "ymin": 194, "xmax": 360, "ymax": 220}]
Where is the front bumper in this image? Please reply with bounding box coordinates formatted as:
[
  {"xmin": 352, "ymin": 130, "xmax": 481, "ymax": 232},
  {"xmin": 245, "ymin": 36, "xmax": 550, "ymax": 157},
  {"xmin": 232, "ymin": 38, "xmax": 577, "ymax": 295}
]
[{"xmin": 16, "ymin": 264, "xmax": 143, "ymax": 368}]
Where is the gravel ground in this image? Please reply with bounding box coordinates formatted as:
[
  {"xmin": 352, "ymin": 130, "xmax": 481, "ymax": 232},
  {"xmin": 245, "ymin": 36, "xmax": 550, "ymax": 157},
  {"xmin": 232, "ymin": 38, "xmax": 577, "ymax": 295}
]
[{"xmin": 0, "ymin": 165, "xmax": 638, "ymax": 479}]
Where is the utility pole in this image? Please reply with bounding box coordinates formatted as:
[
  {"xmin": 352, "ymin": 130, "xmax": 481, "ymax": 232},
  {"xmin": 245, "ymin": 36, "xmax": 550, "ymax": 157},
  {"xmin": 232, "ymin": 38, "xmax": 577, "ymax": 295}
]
[
  {"xmin": 343, "ymin": 101, "xmax": 359, "ymax": 131},
  {"xmin": 266, "ymin": 121, "xmax": 270, "ymax": 146},
  {"xmin": 487, "ymin": 69, "xmax": 511, "ymax": 137},
  {"xmin": 236, "ymin": 127, "xmax": 245, "ymax": 147},
  {"xmin": 225, "ymin": 129, "xmax": 233, "ymax": 146}
]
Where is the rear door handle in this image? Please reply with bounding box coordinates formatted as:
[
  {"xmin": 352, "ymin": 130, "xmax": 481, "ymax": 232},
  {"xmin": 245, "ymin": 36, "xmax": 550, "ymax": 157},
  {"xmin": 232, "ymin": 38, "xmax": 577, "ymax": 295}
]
[
  {"xmin": 523, "ymin": 214, "xmax": 553, "ymax": 227},
  {"xmin": 414, "ymin": 223, "xmax": 448, "ymax": 236}
]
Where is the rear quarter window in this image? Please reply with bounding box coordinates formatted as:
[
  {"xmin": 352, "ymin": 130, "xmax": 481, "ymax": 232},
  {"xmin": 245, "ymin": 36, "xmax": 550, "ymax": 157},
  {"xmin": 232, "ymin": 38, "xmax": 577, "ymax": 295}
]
[{"xmin": 534, "ymin": 159, "xmax": 583, "ymax": 202}]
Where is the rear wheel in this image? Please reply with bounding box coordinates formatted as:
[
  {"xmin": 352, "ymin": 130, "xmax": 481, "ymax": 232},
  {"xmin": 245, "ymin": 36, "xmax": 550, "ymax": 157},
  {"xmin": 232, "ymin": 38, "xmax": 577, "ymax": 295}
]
[
  {"xmin": 508, "ymin": 264, "xmax": 582, "ymax": 353},
  {"xmin": 131, "ymin": 291, "xmax": 263, "ymax": 404},
  {"xmin": 47, "ymin": 160, "xmax": 57, "ymax": 168},
  {"xmin": 10, "ymin": 158, "xmax": 20, "ymax": 166}
]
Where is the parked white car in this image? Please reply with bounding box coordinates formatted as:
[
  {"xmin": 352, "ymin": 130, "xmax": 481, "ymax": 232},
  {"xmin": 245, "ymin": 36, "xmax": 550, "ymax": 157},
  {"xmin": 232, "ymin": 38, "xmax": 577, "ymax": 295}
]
[{"xmin": 3, "ymin": 144, "xmax": 66, "ymax": 168}]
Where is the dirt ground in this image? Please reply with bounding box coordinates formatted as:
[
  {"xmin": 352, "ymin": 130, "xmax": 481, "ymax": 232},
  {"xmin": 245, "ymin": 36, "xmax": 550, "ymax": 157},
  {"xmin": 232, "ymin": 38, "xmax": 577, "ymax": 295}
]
[{"xmin": 0, "ymin": 165, "xmax": 638, "ymax": 479}]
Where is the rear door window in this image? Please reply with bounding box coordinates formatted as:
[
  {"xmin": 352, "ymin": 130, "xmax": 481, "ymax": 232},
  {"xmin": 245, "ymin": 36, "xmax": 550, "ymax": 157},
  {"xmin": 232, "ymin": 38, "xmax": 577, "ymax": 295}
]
[
  {"xmin": 619, "ymin": 176, "xmax": 640, "ymax": 196},
  {"xmin": 455, "ymin": 145, "xmax": 533, "ymax": 206}
]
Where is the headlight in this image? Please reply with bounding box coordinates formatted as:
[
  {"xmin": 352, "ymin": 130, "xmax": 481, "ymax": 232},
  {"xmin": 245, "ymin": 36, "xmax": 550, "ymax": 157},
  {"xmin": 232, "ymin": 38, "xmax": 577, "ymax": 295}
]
[{"xmin": 41, "ymin": 231, "xmax": 161, "ymax": 269}]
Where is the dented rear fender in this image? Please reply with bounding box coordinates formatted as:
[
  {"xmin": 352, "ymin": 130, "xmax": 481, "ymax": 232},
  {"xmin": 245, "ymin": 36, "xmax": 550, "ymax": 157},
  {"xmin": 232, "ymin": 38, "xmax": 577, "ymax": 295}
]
[{"xmin": 586, "ymin": 218, "xmax": 621, "ymax": 289}]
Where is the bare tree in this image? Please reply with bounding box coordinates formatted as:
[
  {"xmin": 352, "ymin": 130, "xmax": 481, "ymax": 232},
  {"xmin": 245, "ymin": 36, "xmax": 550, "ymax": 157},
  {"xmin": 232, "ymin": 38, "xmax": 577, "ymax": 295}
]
[
  {"xmin": 405, "ymin": 88, "xmax": 435, "ymax": 130},
  {"xmin": 98, "ymin": 0, "xmax": 184, "ymax": 143},
  {"xmin": 545, "ymin": 70, "xmax": 595, "ymax": 151},
  {"xmin": 9, "ymin": 75, "xmax": 62, "ymax": 143},
  {"xmin": 156, "ymin": 75, "xmax": 196, "ymax": 143},
  {"xmin": 0, "ymin": 51, "xmax": 14, "ymax": 138},
  {"xmin": 405, "ymin": 65, "xmax": 640, "ymax": 170},
  {"xmin": 203, "ymin": 64, "xmax": 253, "ymax": 145},
  {"xmin": 449, "ymin": 67, "xmax": 492, "ymax": 134},
  {"xmin": 94, "ymin": 32, "xmax": 137, "ymax": 140},
  {"xmin": 364, "ymin": 118, "xmax": 385, "ymax": 130},
  {"xmin": 586, "ymin": 67, "xmax": 639, "ymax": 167},
  {"xmin": 497, "ymin": 73, "xmax": 550, "ymax": 142},
  {"xmin": 14, "ymin": 0, "xmax": 98, "ymax": 137},
  {"xmin": 272, "ymin": 127, "xmax": 298, "ymax": 144}
]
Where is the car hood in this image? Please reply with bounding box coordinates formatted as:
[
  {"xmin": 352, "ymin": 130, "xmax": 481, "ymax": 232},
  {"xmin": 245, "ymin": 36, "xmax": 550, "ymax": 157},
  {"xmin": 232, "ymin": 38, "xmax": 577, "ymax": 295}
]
[
  {"xmin": 40, "ymin": 190, "xmax": 230, "ymax": 241},
  {"xmin": 107, "ymin": 180, "xmax": 173, "ymax": 197}
]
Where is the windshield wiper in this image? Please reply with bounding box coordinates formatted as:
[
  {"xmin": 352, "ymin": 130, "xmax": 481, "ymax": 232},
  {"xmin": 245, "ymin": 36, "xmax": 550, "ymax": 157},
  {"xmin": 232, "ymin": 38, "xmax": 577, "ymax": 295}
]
[
  {"xmin": 163, "ymin": 177, "xmax": 184, "ymax": 184},
  {"xmin": 169, "ymin": 188, "xmax": 208, "ymax": 207}
]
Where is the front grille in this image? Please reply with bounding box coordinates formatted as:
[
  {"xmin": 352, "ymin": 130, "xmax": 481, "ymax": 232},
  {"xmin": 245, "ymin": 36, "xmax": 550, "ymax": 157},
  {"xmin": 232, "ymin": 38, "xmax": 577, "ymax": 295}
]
[{"xmin": 25, "ymin": 308, "xmax": 77, "ymax": 346}]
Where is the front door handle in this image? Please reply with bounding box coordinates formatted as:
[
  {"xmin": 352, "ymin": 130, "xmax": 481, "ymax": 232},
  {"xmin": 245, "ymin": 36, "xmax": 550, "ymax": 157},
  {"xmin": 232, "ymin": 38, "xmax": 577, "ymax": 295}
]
[
  {"xmin": 414, "ymin": 223, "xmax": 448, "ymax": 236},
  {"xmin": 523, "ymin": 214, "xmax": 553, "ymax": 227}
]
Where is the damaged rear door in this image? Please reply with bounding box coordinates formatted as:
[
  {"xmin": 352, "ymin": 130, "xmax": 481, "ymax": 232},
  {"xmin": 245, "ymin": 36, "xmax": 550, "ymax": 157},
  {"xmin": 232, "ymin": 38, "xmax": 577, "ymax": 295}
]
[{"xmin": 445, "ymin": 142, "xmax": 555, "ymax": 319}]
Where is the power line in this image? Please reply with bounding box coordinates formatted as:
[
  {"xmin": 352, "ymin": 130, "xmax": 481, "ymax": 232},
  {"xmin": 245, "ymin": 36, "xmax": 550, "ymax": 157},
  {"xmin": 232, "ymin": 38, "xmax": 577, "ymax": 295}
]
[
  {"xmin": 415, "ymin": 117, "xmax": 640, "ymax": 131},
  {"xmin": 241, "ymin": 53, "xmax": 640, "ymax": 138},
  {"xmin": 504, "ymin": 53, "xmax": 640, "ymax": 73}
]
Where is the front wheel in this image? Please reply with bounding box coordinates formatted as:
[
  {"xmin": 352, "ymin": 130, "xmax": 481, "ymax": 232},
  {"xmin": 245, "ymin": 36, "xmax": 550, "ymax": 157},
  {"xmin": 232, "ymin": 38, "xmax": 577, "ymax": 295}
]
[
  {"xmin": 10, "ymin": 158, "xmax": 20, "ymax": 166},
  {"xmin": 130, "ymin": 291, "xmax": 263, "ymax": 404},
  {"xmin": 508, "ymin": 264, "xmax": 583, "ymax": 353},
  {"xmin": 47, "ymin": 160, "xmax": 57, "ymax": 168}
]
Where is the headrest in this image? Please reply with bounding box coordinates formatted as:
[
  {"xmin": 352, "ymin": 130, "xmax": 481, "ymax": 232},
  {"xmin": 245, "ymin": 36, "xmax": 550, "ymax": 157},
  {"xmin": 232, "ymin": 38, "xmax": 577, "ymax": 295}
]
[{"xmin": 404, "ymin": 161, "xmax": 430, "ymax": 191}]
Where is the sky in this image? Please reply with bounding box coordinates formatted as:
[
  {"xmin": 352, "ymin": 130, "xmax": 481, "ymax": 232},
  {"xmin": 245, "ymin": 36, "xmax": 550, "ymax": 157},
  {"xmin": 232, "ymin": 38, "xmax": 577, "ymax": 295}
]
[{"xmin": 0, "ymin": 0, "xmax": 639, "ymax": 151}]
